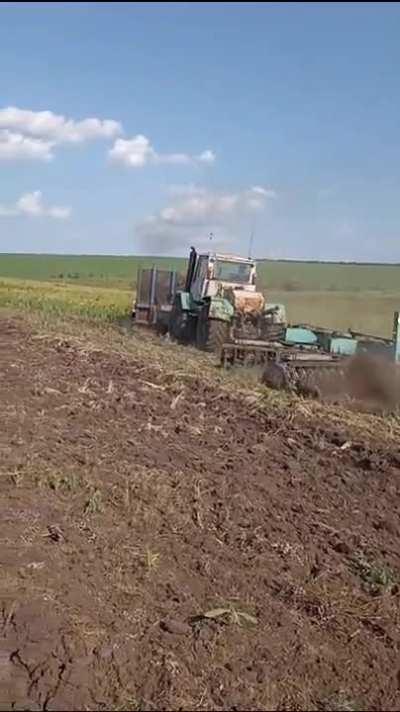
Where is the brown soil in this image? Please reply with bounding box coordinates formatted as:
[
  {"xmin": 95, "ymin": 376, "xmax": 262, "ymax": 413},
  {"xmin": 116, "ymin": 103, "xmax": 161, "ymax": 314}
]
[{"xmin": 1, "ymin": 316, "xmax": 400, "ymax": 711}]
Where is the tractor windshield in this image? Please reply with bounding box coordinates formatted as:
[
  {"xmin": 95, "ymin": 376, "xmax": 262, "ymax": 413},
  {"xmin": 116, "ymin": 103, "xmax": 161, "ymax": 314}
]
[{"xmin": 214, "ymin": 260, "xmax": 252, "ymax": 284}]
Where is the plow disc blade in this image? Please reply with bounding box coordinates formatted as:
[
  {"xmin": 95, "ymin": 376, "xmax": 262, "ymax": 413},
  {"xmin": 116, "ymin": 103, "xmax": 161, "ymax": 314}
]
[
  {"xmin": 262, "ymin": 354, "xmax": 400, "ymax": 407},
  {"xmin": 262, "ymin": 362, "xmax": 344, "ymax": 399}
]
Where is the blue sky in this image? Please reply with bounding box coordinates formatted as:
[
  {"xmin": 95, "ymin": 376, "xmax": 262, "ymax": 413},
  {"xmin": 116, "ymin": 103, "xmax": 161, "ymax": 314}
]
[{"xmin": 1, "ymin": 1, "xmax": 400, "ymax": 260}]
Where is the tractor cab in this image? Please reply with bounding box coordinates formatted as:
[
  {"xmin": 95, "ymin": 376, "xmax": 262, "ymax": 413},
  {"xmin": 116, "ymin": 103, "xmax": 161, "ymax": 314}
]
[{"xmin": 186, "ymin": 248, "xmax": 257, "ymax": 302}]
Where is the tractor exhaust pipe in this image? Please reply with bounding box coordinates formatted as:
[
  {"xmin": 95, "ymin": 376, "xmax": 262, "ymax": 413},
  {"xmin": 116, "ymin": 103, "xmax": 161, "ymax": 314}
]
[{"xmin": 185, "ymin": 246, "xmax": 197, "ymax": 292}]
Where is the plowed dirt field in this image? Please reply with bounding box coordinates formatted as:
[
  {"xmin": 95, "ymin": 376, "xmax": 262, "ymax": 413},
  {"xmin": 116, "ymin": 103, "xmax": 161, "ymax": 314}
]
[{"xmin": 1, "ymin": 316, "xmax": 400, "ymax": 711}]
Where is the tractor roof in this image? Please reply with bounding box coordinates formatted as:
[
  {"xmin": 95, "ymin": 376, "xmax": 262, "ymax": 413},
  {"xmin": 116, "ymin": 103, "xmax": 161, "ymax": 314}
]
[{"xmin": 202, "ymin": 252, "xmax": 255, "ymax": 264}]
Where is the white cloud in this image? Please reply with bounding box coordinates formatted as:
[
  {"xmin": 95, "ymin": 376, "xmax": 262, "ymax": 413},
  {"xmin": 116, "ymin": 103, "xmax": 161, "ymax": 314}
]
[
  {"xmin": 16, "ymin": 192, "xmax": 44, "ymax": 216},
  {"xmin": 0, "ymin": 129, "xmax": 54, "ymax": 162},
  {"xmin": 0, "ymin": 107, "xmax": 214, "ymax": 170},
  {"xmin": 250, "ymin": 185, "xmax": 277, "ymax": 199},
  {"xmin": 47, "ymin": 205, "xmax": 71, "ymax": 219},
  {"xmin": 0, "ymin": 191, "xmax": 71, "ymax": 219},
  {"xmin": 108, "ymin": 135, "xmax": 153, "ymax": 167},
  {"xmin": 0, "ymin": 106, "xmax": 121, "ymax": 144},
  {"xmin": 0, "ymin": 106, "xmax": 121, "ymax": 162},
  {"xmin": 196, "ymin": 149, "xmax": 216, "ymax": 165},
  {"xmin": 245, "ymin": 186, "xmax": 277, "ymax": 211},
  {"xmin": 136, "ymin": 184, "xmax": 275, "ymax": 253},
  {"xmin": 151, "ymin": 184, "xmax": 275, "ymax": 226},
  {"xmin": 159, "ymin": 192, "xmax": 238, "ymax": 225},
  {"xmin": 109, "ymin": 134, "xmax": 215, "ymax": 168}
]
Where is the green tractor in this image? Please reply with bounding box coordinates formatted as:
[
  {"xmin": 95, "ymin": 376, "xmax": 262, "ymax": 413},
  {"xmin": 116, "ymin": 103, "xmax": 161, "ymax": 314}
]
[
  {"xmin": 133, "ymin": 250, "xmax": 400, "ymax": 402},
  {"xmin": 134, "ymin": 246, "xmax": 286, "ymax": 352}
]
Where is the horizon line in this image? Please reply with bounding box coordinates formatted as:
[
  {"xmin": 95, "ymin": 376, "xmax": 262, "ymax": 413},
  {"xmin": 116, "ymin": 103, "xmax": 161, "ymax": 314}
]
[{"xmin": 1, "ymin": 252, "xmax": 400, "ymax": 267}]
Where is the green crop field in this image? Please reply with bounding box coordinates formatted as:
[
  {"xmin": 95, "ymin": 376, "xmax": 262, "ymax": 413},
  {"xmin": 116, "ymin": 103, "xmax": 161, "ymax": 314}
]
[
  {"xmin": 0, "ymin": 253, "xmax": 399, "ymax": 336},
  {"xmin": 267, "ymin": 290, "xmax": 399, "ymax": 338},
  {"xmin": 257, "ymin": 260, "xmax": 400, "ymax": 293},
  {"xmin": 0, "ymin": 254, "xmax": 183, "ymax": 288},
  {"xmin": 1, "ymin": 253, "xmax": 400, "ymax": 292}
]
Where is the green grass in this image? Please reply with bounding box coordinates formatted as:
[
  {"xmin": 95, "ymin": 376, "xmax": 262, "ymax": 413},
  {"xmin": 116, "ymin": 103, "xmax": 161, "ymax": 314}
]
[
  {"xmin": 2, "ymin": 253, "xmax": 400, "ymax": 292},
  {"xmin": 0, "ymin": 254, "xmax": 183, "ymax": 288},
  {"xmin": 268, "ymin": 290, "xmax": 400, "ymax": 337},
  {"xmin": 350, "ymin": 553, "xmax": 397, "ymax": 595},
  {"xmin": 258, "ymin": 260, "xmax": 400, "ymax": 293}
]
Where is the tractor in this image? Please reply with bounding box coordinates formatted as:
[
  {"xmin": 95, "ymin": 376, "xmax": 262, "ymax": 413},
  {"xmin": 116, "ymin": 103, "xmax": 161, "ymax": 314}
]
[
  {"xmin": 134, "ymin": 246, "xmax": 286, "ymax": 351},
  {"xmin": 133, "ymin": 247, "xmax": 400, "ymax": 401}
]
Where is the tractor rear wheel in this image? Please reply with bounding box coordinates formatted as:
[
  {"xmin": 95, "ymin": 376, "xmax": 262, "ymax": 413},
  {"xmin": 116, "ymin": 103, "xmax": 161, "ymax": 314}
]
[
  {"xmin": 169, "ymin": 297, "xmax": 189, "ymax": 343},
  {"xmin": 196, "ymin": 310, "xmax": 229, "ymax": 353}
]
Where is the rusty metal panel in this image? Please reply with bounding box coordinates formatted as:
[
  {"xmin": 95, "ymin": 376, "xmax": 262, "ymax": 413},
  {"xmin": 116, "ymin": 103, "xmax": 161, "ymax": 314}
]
[
  {"xmin": 137, "ymin": 268, "xmax": 179, "ymax": 307},
  {"xmin": 154, "ymin": 270, "xmax": 173, "ymax": 306},
  {"xmin": 135, "ymin": 267, "xmax": 182, "ymax": 325},
  {"xmin": 137, "ymin": 269, "xmax": 152, "ymax": 305},
  {"xmin": 135, "ymin": 269, "xmax": 155, "ymax": 324}
]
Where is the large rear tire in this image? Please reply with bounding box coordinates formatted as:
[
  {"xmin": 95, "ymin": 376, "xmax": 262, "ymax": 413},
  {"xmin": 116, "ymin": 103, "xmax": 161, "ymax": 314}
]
[
  {"xmin": 169, "ymin": 296, "xmax": 189, "ymax": 343},
  {"xmin": 196, "ymin": 310, "xmax": 229, "ymax": 353}
]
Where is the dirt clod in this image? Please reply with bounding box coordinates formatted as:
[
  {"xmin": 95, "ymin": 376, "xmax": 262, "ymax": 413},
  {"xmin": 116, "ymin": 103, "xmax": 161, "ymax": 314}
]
[{"xmin": 160, "ymin": 619, "xmax": 191, "ymax": 635}]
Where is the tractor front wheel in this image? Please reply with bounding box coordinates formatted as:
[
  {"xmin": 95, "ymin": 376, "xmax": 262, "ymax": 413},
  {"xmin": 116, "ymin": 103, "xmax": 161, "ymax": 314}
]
[{"xmin": 196, "ymin": 309, "xmax": 229, "ymax": 353}]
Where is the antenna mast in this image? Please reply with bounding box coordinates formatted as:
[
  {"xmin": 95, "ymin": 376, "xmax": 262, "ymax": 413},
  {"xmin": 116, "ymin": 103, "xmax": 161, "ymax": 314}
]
[{"xmin": 248, "ymin": 219, "xmax": 255, "ymax": 259}]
